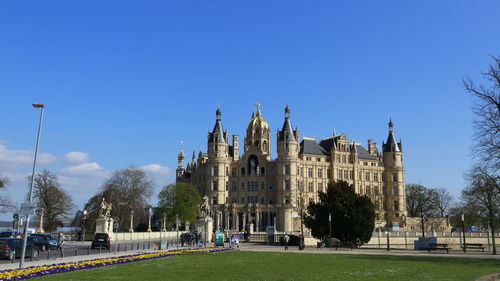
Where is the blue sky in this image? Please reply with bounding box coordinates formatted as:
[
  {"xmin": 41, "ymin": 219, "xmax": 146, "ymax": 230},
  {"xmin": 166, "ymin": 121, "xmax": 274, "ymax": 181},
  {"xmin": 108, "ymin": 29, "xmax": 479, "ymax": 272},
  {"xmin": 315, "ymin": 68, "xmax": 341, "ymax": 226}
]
[{"xmin": 1, "ymin": 1, "xmax": 499, "ymax": 220}]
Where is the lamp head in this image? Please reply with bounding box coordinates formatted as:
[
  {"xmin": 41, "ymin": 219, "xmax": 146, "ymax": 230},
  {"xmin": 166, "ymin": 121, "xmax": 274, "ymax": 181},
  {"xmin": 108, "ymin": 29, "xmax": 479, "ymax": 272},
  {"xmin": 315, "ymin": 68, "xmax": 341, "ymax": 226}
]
[{"xmin": 32, "ymin": 103, "xmax": 45, "ymax": 108}]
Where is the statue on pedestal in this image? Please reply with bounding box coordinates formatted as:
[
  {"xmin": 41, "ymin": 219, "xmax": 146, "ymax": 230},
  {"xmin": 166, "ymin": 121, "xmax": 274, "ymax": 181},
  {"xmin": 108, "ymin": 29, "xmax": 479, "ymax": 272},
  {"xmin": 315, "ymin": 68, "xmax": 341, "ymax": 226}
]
[
  {"xmin": 99, "ymin": 198, "xmax": 112, "ymax": 218},
  {"xmin": 200, "ymin": 196, "xmax": 210, "ymax": 218}
]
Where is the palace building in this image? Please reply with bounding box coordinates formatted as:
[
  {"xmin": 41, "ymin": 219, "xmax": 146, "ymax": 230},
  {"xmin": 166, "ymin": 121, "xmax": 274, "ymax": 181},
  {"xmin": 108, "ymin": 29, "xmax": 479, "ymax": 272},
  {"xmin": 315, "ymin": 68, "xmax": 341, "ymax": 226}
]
[{"xmin": 176, "ymin": 104, "xmax": 406, "ymax": 232}]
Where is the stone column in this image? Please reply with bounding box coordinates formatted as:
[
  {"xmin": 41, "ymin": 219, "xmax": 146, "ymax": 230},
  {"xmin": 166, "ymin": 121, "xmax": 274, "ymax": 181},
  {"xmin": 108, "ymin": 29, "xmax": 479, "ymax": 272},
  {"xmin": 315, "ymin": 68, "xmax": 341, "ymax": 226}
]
[
  {"xmin": 215, "ymin": 211, "xmax": 220, "ymax": 232},
  {"xmin": 225, "ymin": 211, "xmax": 230, "ymax": 231},
  {"xmin": 241, "ymin": 213, "xmax": 247, "ymax": 230},
  {"xmin": 256, "ymin": 212, "xmax": 260, "ymax": 232},
  {"xmin": 235, "ymin": 213, "xmax": 239, "ymax": 231},
  {"xmin": 37, "ymin": 211, "xmax": 44, "ymax": 233}
]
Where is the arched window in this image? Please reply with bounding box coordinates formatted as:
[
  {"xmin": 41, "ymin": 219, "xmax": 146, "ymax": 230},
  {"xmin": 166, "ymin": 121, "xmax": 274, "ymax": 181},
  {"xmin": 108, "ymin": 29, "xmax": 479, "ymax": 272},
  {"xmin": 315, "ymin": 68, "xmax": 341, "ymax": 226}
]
[
  {"xmin": 241, "ymin": 167, "xmax": 245, "ymax": 175},
  {"xmin": 263, "ymin": 140, "xmax": 268, "ymax": 152}
]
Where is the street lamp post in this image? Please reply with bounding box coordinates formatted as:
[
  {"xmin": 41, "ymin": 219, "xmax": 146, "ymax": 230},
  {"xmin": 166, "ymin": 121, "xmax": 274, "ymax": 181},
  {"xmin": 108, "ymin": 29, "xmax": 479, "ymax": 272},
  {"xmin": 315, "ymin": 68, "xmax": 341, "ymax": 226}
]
[
  {"xmin": 204, "ymin": 216, "xmax": 208, "ymax": 247},
  {"xmin": 147, "ymin": 207, "xmax": 152, "ymax": 232},
  {"xmin": 82, "ymin": 210, "xmax": 88, "ymax": 241},
  {"xmin": 461, "ymin": 212, "xmax": 466, "ymax": 253},
  {"xmin": 20, "ymin": 103, "xmax": 45, "ymax": 269},
  {"xmin": 329, "ymin": 212, "xmax": 332, "ymax": 248},
  {"xmin": 176, "ymin": 214, "xmax": 180, "ymax": 250},
  {"xmin": 129, "ymin": 210, "xmax": 134, "ymax": 233}
]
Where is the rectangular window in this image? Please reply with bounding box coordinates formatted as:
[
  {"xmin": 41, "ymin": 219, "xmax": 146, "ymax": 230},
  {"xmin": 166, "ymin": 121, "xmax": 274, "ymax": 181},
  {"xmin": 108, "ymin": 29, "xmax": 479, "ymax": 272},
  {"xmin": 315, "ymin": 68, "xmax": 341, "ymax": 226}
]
[
  {"xmin": 393, "ymin": 173, "xmax": 398, "ymax": 182},
  {"xmin": 366, "ymin": 172, "xmax": 370, "ymax": 181},
  {"xmin": 308, "ymin": 182, "xmax": 313, "ymax": 192},
  {"xmin": 374, "ymin": 173, "xmax": 378, "ymax": 182},
  {"xmin": 213, "ymin": 166, "xmax": 218, "ymax": 176},
  {"xmin": 213, "ymin": 180, "xmax": 218, "ymax": 191},
  {"xmin": 231, "ymin": 168, "xmax": 236, "ymax": 176},
  {"xmin": 317, "ymin": 168, "xmax": 323, "ymax": 178},
  {"xmin": 318, "ymin": 182, "xmax": 323, "ymax": 192},
  {"xmin": 308, "ymin": 168, "xmax": 313, "ymax": 177},
  {"xmin": 349, "ymin": 171, "xmax": 354, "ymax": 180},
  {"xmin": 327, "ymin": 169, "xmax": 331, "ymax": 178},
  {"xmin": 225, "ymin": 181, "xmax": 228, "ymax": 191},
  {"xmin": 306, "ymin": 156, "xmax": 312, "ymax": 161},
  {"xmin": 344, "ymin": 170, "xmax": 349, "ymax": 180},
  {"xmin": 317, "ymin": 158, "xmax": 321, "ymax": 162},
  {"xmin": 366, "ymin": 185, "xmax": 371, "ymax": 195},
  {"xmin": 284, "ymin": 165, "xmax": 290, "ymax": 175},
  {"xmin": 393, "ymin": 185, "xmax": 399, "ymax": 196},
  {"xmin": 394, "ymin": 200, "xmax": 400, "ymax": 211},
  {"xmin": 285, "ymin": 180, "xmax": 290, "ymax": 190},
  {"xmin": 374, "ymin": 185, "xmax": 379, "ymax": 195}
]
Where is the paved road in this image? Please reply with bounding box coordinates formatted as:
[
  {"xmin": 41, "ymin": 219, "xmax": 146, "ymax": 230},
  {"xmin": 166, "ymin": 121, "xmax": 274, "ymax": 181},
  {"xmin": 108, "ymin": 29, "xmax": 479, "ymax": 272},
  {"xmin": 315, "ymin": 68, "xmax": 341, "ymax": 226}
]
[{"xmin": 0, "ymin": 238, "xmax": 185, "ymax": 266}]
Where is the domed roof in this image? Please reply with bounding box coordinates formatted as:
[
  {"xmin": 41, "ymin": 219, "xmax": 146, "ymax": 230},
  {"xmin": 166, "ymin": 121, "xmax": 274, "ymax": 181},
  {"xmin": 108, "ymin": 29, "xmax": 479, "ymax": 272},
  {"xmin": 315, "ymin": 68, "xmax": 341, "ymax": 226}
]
[{"xmin": 247, "ymin": 103, "xmax": 269, "ymax": 132}]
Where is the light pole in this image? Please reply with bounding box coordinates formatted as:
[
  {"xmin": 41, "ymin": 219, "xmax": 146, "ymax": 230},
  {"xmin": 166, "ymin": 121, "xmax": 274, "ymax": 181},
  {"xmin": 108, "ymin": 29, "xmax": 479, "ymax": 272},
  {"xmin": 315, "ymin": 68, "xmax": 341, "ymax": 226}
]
[
  {"xmin": 147, "ymin": 207, "xmax": 152, "ymax": 232},
  {"xmin": 82, "ymin": 210, "xmax": 88, "ymax": 241},
  {"xmin": 176, "ymin": 214, "xmax": 180, "ymax": 250},
  {"xmin": 204, "ymin": 216, "xmax": 208, "ymax": 247},
  {"xmin": 329, "ymin": 212, "xmax": 332, "ymax": 247},
  {"xmin": 129, "ymin": 210, "xmax": 134, "ymax": 233},
  {"xmin": 461, "ymin": 212, "xmax": 466, "ymax": 253},
  {"xmin": 20, "ymin": 103, "xmax": 45, "ymax": 269}
]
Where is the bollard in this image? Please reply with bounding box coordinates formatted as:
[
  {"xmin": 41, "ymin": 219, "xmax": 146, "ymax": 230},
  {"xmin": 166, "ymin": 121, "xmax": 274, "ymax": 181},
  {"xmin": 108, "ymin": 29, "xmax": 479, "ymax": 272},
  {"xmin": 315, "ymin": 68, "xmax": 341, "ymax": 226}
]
[
  {"xmin": 405, "ymin": 231, "xmax": 408, "ymax": 249},
  {"xmin": 99, "ymin": 245, "xmax": 102, "ymax": 254},
  {"xmin": 125, "ymin": 244, "xmax": 127, "ymax": 251},
  {"xmin": 386, "ymin": 232, "xmax": 390, "ymax": 251},
  {"xmin": 148, "ymin": 242, "xmax": 150, "ymax": 249},
  {"xmin": 137, "ymin": 243, "xmax": 140, "ymax": 250},
  {"xmin": 75, "ymin": 247, "xmax": 78, "ymax": 256},
  {"xmin": 87, "ymin": 246, "xmax": 90, "ymax": 255},
  {"xmin": 12, "ymin": 250, "xmax": 15, "ymax": 263},
  {"xmin": 117, "ymin": 244, "xmax": 120, "ymax": 252},
  {"xmin": 47, "ymin": 249, "xmax": 50, "ymax": 260},
  {"xmin": 377, "ymin": 230, "xmax": 381, "ymax": 249},
  {"xmin": 143, "ymin": 244, "xmax": 145, "ymax": 250},
  {"xmin": 108, "ymin": 245, "xmax": 111, "ymax": 253}
]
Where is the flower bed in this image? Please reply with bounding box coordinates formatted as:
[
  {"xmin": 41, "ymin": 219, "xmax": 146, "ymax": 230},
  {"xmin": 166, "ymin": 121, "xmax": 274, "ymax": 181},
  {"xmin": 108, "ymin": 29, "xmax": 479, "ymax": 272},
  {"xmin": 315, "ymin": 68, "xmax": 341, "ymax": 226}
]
[{"xmin": 0, "ymin": 248, "xmax": 233, "ymax": 280}]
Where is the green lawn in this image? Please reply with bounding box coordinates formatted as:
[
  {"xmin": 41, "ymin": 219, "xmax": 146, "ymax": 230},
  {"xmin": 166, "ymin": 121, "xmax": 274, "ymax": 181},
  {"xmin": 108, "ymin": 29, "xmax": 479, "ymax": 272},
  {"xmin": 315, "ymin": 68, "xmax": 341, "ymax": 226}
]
[{"xmin": 34, "ymin": 251, "xmax": 499, "ymax": 281}]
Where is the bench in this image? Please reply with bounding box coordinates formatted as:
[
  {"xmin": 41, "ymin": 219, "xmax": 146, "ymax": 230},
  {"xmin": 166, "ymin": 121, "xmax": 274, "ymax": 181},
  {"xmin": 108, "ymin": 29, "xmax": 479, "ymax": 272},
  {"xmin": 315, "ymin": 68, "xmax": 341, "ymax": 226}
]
[
  {"xmin": 464, "ymin": 243, "xmax": 485, "ymax": 252},
  {"xmin": 427, "ymin": 243, "xmax": 449, "ymax": 253},
  {"xmin": 334, "ymin": 242, "xmax": 354, "ymax": 250}
]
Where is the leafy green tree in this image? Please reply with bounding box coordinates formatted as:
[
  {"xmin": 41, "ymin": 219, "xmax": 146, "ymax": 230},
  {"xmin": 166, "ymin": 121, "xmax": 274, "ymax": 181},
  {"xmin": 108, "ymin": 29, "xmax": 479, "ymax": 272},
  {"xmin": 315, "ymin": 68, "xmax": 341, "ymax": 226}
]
[
  {"xmin": 157, "ymin": 182, "xmax": 201, "ymax": 229},
  {"xmin": 303, "ymin": 181, "xmax": 375, "ymax": 245}
]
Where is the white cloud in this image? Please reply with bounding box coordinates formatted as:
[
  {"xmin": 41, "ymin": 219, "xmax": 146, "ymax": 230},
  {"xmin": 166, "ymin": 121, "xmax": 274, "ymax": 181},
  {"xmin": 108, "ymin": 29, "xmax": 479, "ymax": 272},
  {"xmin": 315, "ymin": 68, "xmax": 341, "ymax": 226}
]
[
  {"xmin": 60, "ymin": 162, "xmax": 111, "ymax": 178},
  {"xmin": 63, "ymin": 152, "xmax": 90, "ymax": 164},
  {"xmin": 0, "ymin": 144, "xmax": 57, "ymax": 168},
  {"xmin": 140, "ymin": 164, "xmax": 171, "ymax": 175}
]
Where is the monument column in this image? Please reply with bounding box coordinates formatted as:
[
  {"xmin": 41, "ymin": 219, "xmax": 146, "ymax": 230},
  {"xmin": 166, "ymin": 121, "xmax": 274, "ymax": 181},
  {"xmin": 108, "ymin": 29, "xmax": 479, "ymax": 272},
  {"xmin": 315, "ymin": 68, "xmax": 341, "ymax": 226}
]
[{"xmin": 242, "ymin": 213, "xmax": 246, "ymax": 231}]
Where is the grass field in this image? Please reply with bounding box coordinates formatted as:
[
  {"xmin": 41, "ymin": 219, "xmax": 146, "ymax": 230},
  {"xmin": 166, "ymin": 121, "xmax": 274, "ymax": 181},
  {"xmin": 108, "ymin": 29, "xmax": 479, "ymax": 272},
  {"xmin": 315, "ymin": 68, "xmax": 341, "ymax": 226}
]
[{"xmin": 33, "ymin": 251, "xmax": 500, "ymax": 281}]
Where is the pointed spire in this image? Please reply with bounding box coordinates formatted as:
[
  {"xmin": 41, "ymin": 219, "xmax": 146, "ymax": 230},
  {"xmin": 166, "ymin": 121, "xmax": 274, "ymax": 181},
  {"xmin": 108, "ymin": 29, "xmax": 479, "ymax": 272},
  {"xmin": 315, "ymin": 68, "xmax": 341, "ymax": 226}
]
[
  {"xmin": 210, "ymin": 106, "xmax": 225, "ymax": 143},
  {"xmin": 383, "ymin": 119, "xmax": 400, "ymax": 152},
  {"xmin": 279, "ymin": 104, "xmax": 295, "ymax": 141}
]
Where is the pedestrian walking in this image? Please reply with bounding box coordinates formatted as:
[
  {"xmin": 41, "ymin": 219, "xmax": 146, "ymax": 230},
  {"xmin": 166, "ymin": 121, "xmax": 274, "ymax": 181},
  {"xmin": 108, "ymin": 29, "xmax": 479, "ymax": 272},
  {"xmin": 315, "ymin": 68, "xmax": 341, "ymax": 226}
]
[
  {"xmin": 283, "ymin": 233, "xmax": 290, "ymax": 250},
  {"xmin": 54, "ymin": 232, "xmax": 65, "ymax": 259}
]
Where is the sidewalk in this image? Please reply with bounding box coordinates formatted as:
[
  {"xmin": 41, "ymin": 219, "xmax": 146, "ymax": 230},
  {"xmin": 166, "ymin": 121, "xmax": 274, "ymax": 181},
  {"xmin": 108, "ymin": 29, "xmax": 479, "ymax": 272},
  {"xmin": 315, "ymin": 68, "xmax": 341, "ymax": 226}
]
[{"xmin": 237, "ymin": 243, "xmax": 500, "ymax": 260}]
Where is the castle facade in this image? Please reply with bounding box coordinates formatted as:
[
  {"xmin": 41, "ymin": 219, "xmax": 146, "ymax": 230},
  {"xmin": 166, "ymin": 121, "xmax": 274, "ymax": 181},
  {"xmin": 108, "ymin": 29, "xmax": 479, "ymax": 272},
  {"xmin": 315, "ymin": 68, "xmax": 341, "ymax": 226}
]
[{"xmin": 176, "ymin": 104, "xmax": 406, "ymax": 232}]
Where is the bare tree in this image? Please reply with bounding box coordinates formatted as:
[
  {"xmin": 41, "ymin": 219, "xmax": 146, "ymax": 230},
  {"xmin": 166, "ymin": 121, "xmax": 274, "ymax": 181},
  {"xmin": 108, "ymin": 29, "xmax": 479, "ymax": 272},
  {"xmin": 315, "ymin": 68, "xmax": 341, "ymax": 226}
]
[
  {"xmin": 98, "ymin": 166, "xmax": 154, "ymax": 232},
  {"xmin": 434, "ymin": 188, "xmax": 453, "ymax": 217},
  {"xmin": 463, "ymin": 166, "xmax": 499, "ymax": 254},
  {"xmin": 29, "ymin": 170, "xmax": 75, "ymax": 232},
  {"xmin": 406, "ymin": 184, "xmax": 439, "ymax": 217},
  {"xmin": 0, "ymin": 174, "xmax": 13, "ymax": 213},
  {"xmin": 464, "ymin": 56, "xmax": 500, "ymax": 170}
]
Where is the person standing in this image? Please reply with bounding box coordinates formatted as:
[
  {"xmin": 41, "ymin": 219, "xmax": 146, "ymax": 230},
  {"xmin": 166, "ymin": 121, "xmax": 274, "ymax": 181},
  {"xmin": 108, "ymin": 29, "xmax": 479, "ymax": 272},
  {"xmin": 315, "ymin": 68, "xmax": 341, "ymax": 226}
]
[
  {"xmin": 283, "ymin": 233, "xmax": 290, "ymax": 250},
  {"xmin": 55, "ymin": 232, "xmax": 65, "ymax": 259}
]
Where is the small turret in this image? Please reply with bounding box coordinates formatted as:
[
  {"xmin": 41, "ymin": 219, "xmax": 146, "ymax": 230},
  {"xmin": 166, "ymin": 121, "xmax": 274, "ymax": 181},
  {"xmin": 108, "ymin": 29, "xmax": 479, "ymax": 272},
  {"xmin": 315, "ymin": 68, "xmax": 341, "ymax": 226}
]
[{"xmin": 176, "ymin": 147, "xmax": 185, "ymax": 179}]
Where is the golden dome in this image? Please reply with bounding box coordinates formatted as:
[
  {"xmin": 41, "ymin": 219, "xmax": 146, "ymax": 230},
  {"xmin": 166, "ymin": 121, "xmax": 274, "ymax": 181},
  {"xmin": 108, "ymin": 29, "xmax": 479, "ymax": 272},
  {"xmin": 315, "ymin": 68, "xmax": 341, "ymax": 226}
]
[{"xmin": 247, "ymin": 103, "xmax": 269, "ymax": 133}]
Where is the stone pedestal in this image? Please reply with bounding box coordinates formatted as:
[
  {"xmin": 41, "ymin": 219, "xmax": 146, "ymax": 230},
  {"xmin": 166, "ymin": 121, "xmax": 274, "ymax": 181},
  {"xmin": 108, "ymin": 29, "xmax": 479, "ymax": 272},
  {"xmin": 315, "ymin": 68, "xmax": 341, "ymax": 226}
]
[
  {"xmin": 196, "ymin": 217, "xmax": 213, "ymax": 242},
  {"xmin": 95, "ymin": 217, "xmax": 114, "ymax": 234}
]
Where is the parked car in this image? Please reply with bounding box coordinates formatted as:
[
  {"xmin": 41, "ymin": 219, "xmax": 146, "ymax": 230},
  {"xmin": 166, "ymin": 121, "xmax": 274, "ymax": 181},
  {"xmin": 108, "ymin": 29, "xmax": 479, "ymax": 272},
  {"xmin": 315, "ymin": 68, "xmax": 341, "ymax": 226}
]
[
  {"xmin": 0, "ymin": 232, "xmax": 21, "ymax": 238},
  {"xmin": 0, "ymin": 238, "xmax": 39, "ymax": 260},
  {"xmin": 91, "ymin": 233, "xmax": 110, "ymax": 249},
  {"xmin": 28, "ymin": 234, "xmax": 58, "ymax": 251}
]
